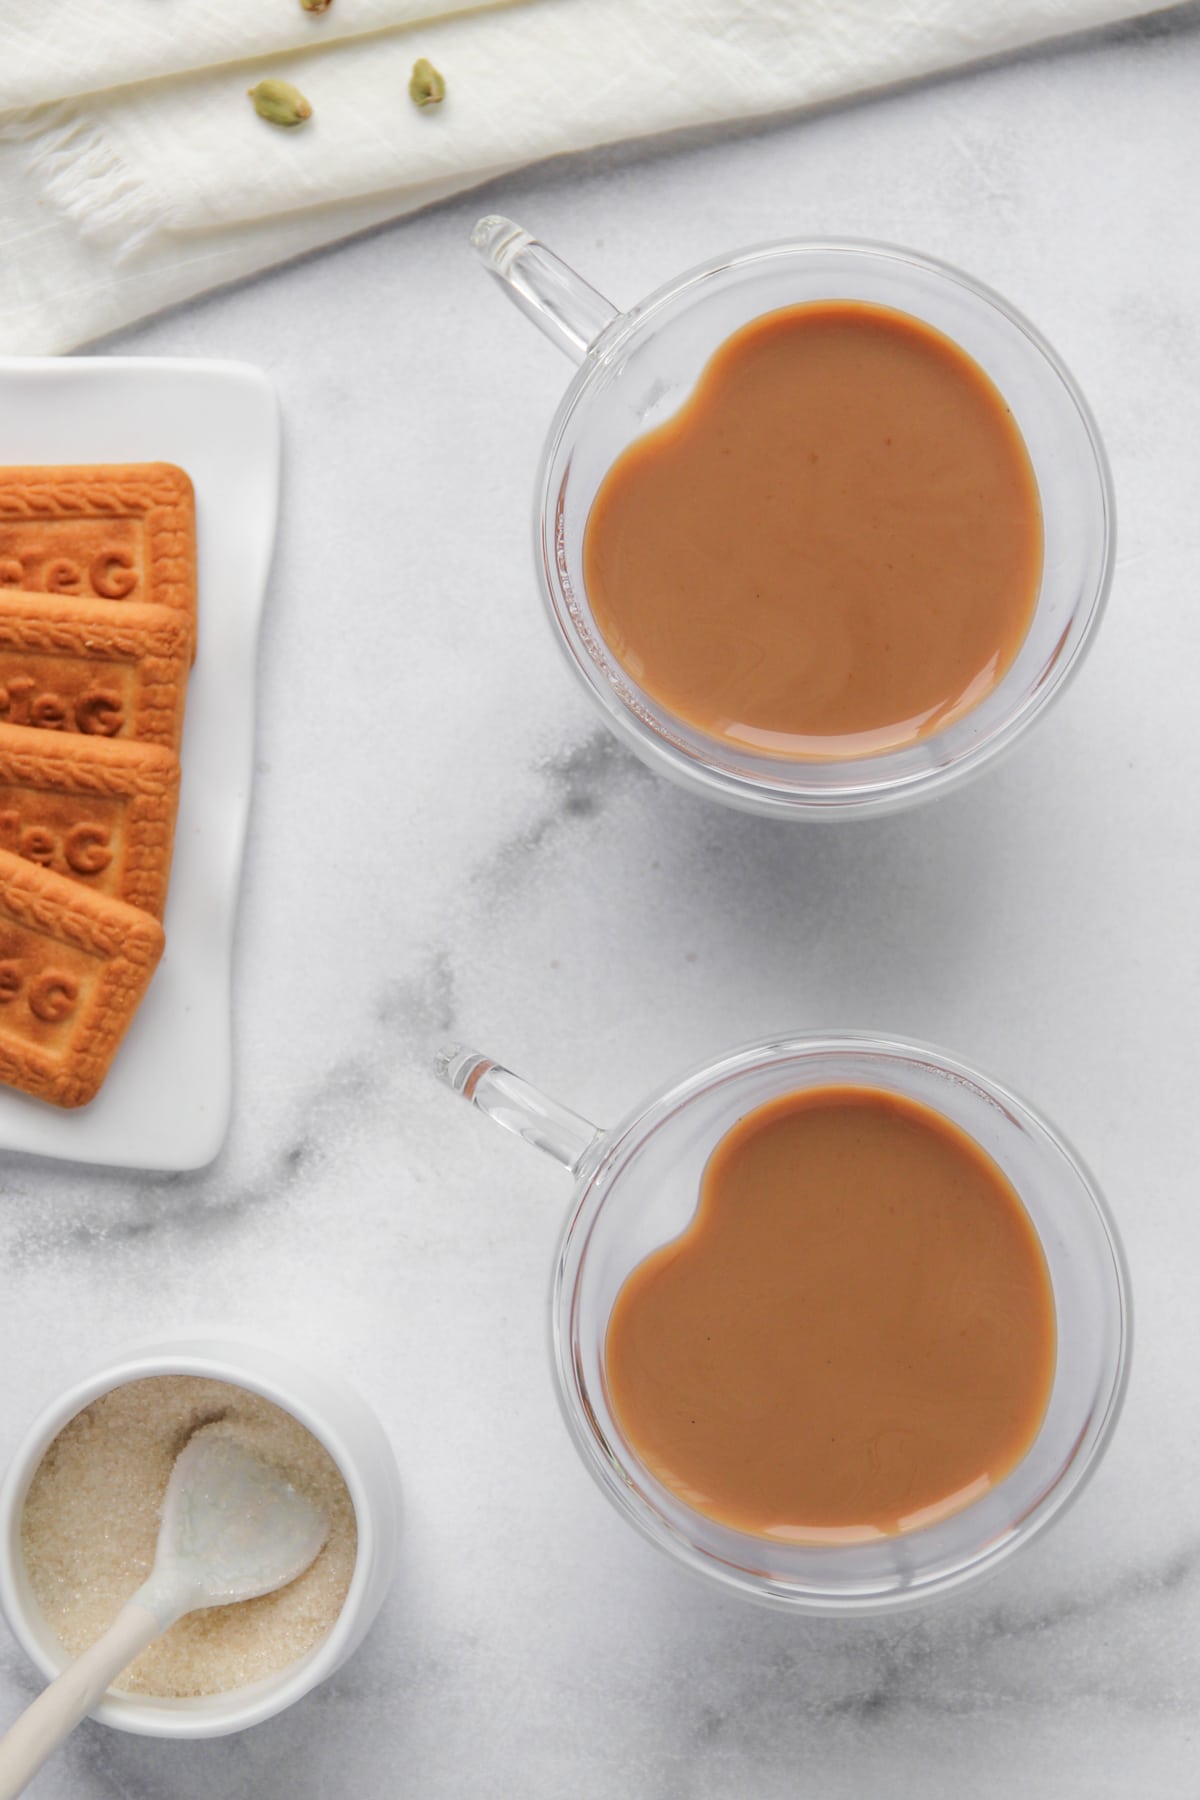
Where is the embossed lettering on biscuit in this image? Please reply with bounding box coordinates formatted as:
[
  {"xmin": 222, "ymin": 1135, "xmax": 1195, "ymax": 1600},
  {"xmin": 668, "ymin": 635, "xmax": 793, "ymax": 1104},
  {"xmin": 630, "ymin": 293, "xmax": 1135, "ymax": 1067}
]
[
  {"xmin": 0, "ymin": 847, "xmax": 165, "ymax": 1107},
  {"xmin": 45, "ymin": 560, "xmax": 81, "ymax": 594},
  {"xmin": 28, "ymin": 972, "xmax": 79, "ymax": 1024},
  {"xmin": 0, "ymin": 728, "xmax": 181, "ymax": 918},
  {"xmin": 75, "ymin": 689, "xmax": 124, "ymax": 736},
  {"xmin": 0, "ymin": 464, "xmax": 196, "ymax": 621},
  {"xmin": 0, "ymin": 591, "xmax": 190, "ymax": 750},
  {"xmin": 90, "ymin": 551, "xmax": 138, "ymax": 600},
  {"xmin": 65, "ymin": 822, "xmax": 112, "ymax": 876}
]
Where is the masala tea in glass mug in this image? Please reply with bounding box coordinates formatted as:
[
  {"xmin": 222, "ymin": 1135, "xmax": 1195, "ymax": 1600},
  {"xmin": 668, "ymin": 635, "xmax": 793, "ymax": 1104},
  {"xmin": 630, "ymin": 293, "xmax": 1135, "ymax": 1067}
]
[
  {"xmin": 439, "ymin": 1034, "xmax": 1129, "ymax": 1613},
  {"xmin": 474, "ymin": 218, "xmax": 1114, "ymax": 818}
]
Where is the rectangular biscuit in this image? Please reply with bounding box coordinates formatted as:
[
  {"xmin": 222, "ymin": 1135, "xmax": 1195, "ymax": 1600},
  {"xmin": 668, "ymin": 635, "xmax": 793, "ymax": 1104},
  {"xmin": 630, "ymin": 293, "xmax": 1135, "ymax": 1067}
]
[
  {"xmin": 0, "ymin": 463, "xmax": 196, "ymax": 632},
  {"xmin": 0, "ymin": 590, "xmax": 191, "ymax": 751},
  {"xmin": 0, "ymin": 846, "xmax": 164, "ymax": 1109},
  {"xmin": 0, "ymin": 724, "xmax": 180, "ymax": 919}
]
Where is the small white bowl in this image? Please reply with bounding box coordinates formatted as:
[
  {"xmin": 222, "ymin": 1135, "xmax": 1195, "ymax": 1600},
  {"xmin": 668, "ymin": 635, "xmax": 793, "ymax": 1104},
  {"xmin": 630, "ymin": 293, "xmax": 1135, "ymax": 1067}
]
[{"xmin": 0, "ymin": 1336, "xmax": 402, "ymax": 1738}]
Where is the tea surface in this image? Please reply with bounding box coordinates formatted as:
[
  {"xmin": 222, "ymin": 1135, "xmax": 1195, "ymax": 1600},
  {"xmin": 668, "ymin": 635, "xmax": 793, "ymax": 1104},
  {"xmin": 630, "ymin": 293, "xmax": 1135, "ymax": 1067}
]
[
  {"xmin": 605, "ymin": 1086, "xmax": 1056, "ymax": 1540},
  {"xmin": 584, "ymin": 302, "xmax": 1043, "ymax": 757}
]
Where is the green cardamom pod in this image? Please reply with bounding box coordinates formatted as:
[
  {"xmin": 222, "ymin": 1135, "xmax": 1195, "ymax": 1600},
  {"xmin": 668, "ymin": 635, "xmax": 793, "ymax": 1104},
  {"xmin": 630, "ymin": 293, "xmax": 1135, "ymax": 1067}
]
[
  {"xmin": 301, "ymin": 0, "xmax": 333, "ymax": 9},
  {"xmin": 408, "ymin": 58, "xmax": 447, "ymax": 108},
  {"xmin": 248, "ymin": 79, "xmax": 313, "ymax": 128}
]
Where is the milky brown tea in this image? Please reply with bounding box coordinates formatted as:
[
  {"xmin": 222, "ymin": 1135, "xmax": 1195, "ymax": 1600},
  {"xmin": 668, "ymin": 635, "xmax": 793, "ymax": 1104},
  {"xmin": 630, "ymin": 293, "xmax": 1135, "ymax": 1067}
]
[
  {"xmin": 604, "ymin": 1087, "xmax": 1056, "ymax": 1541},
  {"xmin": 583, "ymin": 302, "xmax": 1043, "ymax": 758}
]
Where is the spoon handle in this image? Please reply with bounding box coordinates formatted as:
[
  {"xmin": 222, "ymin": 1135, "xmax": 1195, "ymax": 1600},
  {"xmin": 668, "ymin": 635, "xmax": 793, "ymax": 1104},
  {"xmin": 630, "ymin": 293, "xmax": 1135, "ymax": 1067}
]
[{"xmin": 0, "ymin": 1599, "xmax": 162, "ymax": 1798}]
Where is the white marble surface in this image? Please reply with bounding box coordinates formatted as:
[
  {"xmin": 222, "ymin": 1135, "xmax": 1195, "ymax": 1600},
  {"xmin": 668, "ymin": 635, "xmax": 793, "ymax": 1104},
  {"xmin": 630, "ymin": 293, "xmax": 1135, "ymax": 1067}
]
[{"xmin": 2, "ymin": 10, "xmax": 1200, "ymax": 1795}]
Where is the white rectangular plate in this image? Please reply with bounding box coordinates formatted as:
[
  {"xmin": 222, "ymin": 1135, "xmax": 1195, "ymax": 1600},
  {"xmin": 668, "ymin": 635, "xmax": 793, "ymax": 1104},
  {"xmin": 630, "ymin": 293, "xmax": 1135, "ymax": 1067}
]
[{"xmin": 0, "ymin": 356, "xmax": 279, "ymax": 1169}]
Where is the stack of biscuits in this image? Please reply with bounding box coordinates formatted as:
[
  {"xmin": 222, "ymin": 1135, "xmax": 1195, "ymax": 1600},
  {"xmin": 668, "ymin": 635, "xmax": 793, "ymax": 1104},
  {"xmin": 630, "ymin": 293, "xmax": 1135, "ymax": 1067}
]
[{"xmin": 0, "ymin": 464, "xmax": 196, "ymax": 1108}]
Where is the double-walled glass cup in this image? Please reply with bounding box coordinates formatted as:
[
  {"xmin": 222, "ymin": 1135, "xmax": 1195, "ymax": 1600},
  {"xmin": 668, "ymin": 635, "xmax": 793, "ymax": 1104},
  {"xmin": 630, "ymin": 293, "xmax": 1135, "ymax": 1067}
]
[
  {"xmin": 439, "ymin": 1033, "xmax": 1129, "ymax": 1614},
  {"xmin": 474, "ymin": 216, "xmax": 1114, "ymax": 818}
]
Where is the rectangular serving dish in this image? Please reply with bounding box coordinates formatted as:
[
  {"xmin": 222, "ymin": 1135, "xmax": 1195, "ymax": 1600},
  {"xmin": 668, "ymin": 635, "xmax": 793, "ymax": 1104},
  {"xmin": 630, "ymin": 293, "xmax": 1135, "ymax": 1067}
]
[{"xmin": 0, "ymin": 357, "xmax": 280, "ymax": 1169}]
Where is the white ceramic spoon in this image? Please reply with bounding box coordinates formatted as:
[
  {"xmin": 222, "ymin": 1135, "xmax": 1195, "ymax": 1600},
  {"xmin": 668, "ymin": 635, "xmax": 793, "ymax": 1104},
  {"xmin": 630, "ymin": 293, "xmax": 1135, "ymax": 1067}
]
[{"xmin": 0, "ymin": 1428, "xmax": 328, "ymax": 1798}]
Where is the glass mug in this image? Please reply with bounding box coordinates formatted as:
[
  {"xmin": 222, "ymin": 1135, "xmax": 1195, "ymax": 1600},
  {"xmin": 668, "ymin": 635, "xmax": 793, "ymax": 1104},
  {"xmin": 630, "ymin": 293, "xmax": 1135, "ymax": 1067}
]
[
  {"xmin": 473, "ymin": 216, "xmax": 1114, "ymax": 818},
  {"xmin": 438, "ymin": 1033, "xmax": 1129, "ymax": 1613}
]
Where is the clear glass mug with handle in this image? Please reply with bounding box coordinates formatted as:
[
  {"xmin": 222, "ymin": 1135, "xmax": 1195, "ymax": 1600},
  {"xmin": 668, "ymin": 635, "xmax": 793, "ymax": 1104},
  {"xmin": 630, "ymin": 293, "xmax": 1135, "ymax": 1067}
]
[
  {"xmin": 473, "ymin": 216, "xmax": 1114, "ymax": 818},
  {"xmin": 438, "ymin": 1032, "xmax": 1129, "ymax": 1613}
]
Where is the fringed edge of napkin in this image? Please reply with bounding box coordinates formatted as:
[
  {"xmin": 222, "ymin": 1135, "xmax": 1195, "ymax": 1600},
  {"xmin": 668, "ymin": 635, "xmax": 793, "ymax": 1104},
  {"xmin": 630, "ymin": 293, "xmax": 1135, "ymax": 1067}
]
[{"xmin": 2, "ymin": 104, "xmax": 172, "ymax": 259}]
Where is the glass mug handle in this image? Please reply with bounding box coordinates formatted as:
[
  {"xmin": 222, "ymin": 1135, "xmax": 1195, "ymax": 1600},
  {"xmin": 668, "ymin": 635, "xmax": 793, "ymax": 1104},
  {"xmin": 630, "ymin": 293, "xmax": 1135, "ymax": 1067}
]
[
  {"xmin": 471, "ymin": 216, "xmax": 620, "ymax": 365},
  {"xmin": 437, "ymin": 1045, "xmax": 602, "ymax": 1175}
]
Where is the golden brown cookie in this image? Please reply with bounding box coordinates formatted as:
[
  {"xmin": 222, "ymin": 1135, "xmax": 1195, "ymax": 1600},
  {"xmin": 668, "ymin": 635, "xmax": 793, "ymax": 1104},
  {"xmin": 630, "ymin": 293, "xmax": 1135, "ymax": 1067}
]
[
  {"xmin": 0, "ymin": 463, "xmax": 196, "ymax": 633},
  {"xmin": 0, "ymin": 591, "xmax": 192, "ymax": 751},
  {"xmin": 0, "ymin": 725, "xmax": 181, "ymax": 919},
  {"xmin": 0, "ymin": 846, "xmax": 164, "ymax": 1109}
]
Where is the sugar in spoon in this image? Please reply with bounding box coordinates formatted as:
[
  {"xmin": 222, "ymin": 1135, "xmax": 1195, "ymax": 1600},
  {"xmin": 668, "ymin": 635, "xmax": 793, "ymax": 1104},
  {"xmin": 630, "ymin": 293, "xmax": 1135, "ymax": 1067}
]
[{"xmin": 0, "ymin": 1427, "xmax": 328, "ymax": 1797}]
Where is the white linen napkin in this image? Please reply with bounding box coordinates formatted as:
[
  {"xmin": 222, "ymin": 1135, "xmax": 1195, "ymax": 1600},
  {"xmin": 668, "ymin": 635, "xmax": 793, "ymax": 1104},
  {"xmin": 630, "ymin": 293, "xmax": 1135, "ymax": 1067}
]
[{"xmin": 0, "ymin": 0, "xmax": 1172, "ymax": 354}]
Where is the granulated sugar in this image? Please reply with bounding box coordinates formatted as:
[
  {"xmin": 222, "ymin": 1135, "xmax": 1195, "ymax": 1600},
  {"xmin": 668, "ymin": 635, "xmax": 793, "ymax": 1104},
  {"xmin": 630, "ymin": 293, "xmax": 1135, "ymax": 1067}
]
[{"xmin": 20, "ymin": 1375, "xmax": 357, "ymax": 1698}]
